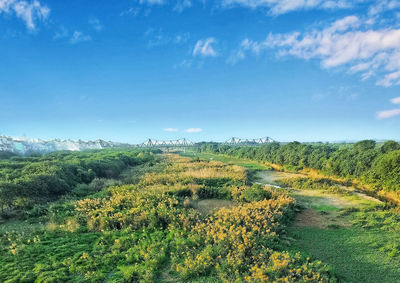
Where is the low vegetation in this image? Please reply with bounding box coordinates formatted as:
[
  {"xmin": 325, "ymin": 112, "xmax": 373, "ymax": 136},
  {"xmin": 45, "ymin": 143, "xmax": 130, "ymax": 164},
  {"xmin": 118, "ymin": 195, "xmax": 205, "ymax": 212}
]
[
  {"xmin": 0, "ymin": 149, "xmax": 157, "ymax": 217},
  {"xmin": 0, "ymin": 153, "xmax": 336, "ymax": 282}
]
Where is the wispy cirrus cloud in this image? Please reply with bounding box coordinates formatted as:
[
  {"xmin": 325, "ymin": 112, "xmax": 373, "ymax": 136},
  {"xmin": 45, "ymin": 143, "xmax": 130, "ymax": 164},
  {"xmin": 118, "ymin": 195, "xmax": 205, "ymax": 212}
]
[
  {"xmin": 120, "ymin": 7, "xmax": 140, "ymax": 17},
  {"xmin": 70, "ymin": 31, "xmax": 91, "ymax": 44},
  {"xmin": 138, "ymin": 0, "xmax": 192, "ymax": 11},
  {"xmin": 391, "ymin": 96, "xmax": 400, "ymax": 104},
  {"xmin": 230, "ymin": 15, "xmax": 400, "ymax": 86},
  {"xmin": 174, "ymin": 0, "xmax": 192, "ymax": 12},
  {"xmin": 163, "ymin": 128, "xmax": 178, "ymax": 132},
  {"xmin": 221, "ymin": 0, "xmax": 353, "ymax": 15},
  {"xmin": 0, "ymin": 0, "xmax": 50, "ymax": 31},
  {"xmin": 53, "ymin": 25, "xmax": 68, "ymax": 40},
  {"xmin": 377, "ymin": 108, "xmax": 400, "ymax": 119},
  {"xmin": 89, "ymin": 17, "xmax": 103, "ymax": 32},
  {"xmin": 185, "ymin": 128, "xmax": 202, "ymax": 133},
  {"xmin": 140, "ymin": 0, "xmax": 164, "ymax": 5},
  {"xmin": 144, "ymin": 27, "xmax": 190, "ymax": 48},
  {"xmin": 377, "ymin": 96, "xmax": 400, "ymax": 119},
  {"xmin": 193, "ymin": 38, "xmax": 217, "ymax": 57},
  {"xmin": 368, "ymin": 0, "xmax": 400, "ymax": 16}
]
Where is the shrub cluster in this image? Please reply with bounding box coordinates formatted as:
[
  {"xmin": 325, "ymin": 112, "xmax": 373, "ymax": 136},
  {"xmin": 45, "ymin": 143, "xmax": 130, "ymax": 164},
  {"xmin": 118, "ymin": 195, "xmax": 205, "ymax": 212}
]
[{"xmin": 0, "ymin": 149, "xmax": 155, "ymax": 215}]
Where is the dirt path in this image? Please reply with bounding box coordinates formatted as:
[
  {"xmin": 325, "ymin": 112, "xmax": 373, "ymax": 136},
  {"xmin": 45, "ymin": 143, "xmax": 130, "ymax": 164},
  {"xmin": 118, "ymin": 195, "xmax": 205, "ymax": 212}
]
[{"xmin": 253, "ymin": 170, "xmax": 383, "ymax": 229}]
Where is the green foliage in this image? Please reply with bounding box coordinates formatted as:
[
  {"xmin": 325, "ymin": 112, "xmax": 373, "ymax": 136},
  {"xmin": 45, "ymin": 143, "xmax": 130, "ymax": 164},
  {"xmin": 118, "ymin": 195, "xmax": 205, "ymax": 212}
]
[
  {"xmin": 0, "ymin": 149, "xmax": 157, "ymax": 216},
  {"xmin": 353, "ymin": 207, "xmax": 400, "ymax": 232},
  {"xmin": 240, "ymin": 183, "xmax": 272, "ymax": 202},
  {"xmin": 198, "ymin": 140, "xmax": 400, "ymax": 197}
]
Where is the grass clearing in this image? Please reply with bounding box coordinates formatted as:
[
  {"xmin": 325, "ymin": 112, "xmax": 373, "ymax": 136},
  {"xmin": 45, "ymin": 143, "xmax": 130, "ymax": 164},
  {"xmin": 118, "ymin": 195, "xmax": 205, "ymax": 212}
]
[
  {"xmin": 312, "ymin": 204, "xmax": 339, "ymax": 212},
  {"xmin": 253, "ymin": 170, "xmax": 307, "ymax": 185},
  {"xmin": 287, "ymin": 227, "xmax": 400, "ymax": 283},
  {"xmin": 178, "ymin": 150, "xmax": 270, "ymax": 171}
]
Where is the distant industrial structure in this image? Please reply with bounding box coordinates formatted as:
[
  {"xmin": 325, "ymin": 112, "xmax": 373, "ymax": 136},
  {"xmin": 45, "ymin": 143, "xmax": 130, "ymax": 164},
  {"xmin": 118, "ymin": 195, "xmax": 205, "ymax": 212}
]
[
  {"xmin": 222, "ymin": 137, "xmax": 274, "ymax": 145},
  {"xmin": 137, "ymin": 138, "xmax": 195, "ymax": 148},
  {"xmin": 0, "ymin": 135, "xmax": 276, "ymax": 155},
  {"xmin": 136, "ymin": 137, "xmax": 275, "ymax": 149}
]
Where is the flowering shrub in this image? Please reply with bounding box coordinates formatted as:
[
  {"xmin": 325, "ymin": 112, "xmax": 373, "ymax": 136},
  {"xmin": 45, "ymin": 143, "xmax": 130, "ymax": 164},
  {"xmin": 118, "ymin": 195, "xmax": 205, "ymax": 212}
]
[
  {"xmin": 174, "ymin": 195, "xmax": 303, "ymax": 281},
  {"xmin": 245, "ymin": 251, "xmax": 335, "ymax": 282}
]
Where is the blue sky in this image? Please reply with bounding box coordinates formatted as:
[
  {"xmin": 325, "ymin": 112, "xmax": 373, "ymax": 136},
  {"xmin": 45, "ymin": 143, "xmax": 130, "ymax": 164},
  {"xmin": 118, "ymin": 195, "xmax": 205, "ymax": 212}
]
[{"xmin": 1, "ymin": 0, "xmax": 400, "ymax": 143}]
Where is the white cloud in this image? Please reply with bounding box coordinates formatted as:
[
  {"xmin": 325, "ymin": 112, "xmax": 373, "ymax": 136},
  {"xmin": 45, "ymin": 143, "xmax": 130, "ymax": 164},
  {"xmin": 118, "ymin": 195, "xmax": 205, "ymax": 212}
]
[
  {"xmin": 70, "ymin": 31, "xmax": 91, "ymax": 44},
  {"xmin": 174, "ymin": 32, "xmax": 190, "ymax": 44},
  {"xmin": 163, "ymin": 128, "xmax": 178, "ymax": 132},
  {"xmin": 221, "ymin": 0, "xmax": 352, "ymax": 15},
  {"xmin": 140, "ymin": 0, "xmax": 164, "ymax": 5},
  {"xmin": 377, "ymin": 71, "xmax": 400, "ymax": 87},
  {"xmin": 145, "ymin": 28, "xmax": 189, "ymax": 48},
  {"xmin": 377, "ymin": 108, "xmax": 400, "ymax": 119},
  {"xmin": 368, "ymin": 0, "xmax": 400, "ymax": 16},
  {"xmin": 185, "ymin": 128, "xmax": 202, "ymax": 133},
  {"xmin": 53, "ymin": 25, "xmax": 68, "ymax": 40},
  {"xmin": 89, "ymin": 17, "xmax": 103, "ymax": 32},
  {"xmin": 120, "ymin": 7, "xmax": 140, "ymax": 17},
  {"xmin": 174, "ymin": 0, "xmax": 192, "ymax": 12},
  {"xmin": 391, "ymin": 96, "xmax": 400, "ymax": 104},
  {"xmin": 193, "ymin": 38, "xmax": 217, "ymax": 57},
  {"xmin": 232, "ymin": 15, "xmax": 400, "ymax": 86},
  {"xmin": 377, "ymin": 96, "xmax": 400, "ymax": 119},
  {"xmin": 174, "ymin": 59, "xmax": 194, "ymax": 69},
  {"xmin": 0, "ymin": 0, "xmax": 50, "ymax": 30}
]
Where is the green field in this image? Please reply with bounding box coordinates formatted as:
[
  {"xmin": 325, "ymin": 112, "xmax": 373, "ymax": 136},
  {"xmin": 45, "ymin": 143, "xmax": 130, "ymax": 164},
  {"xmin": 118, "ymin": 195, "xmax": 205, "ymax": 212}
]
[{"xmin": 287, "ymin": 227, "xmax": 400, "ymax": 282}]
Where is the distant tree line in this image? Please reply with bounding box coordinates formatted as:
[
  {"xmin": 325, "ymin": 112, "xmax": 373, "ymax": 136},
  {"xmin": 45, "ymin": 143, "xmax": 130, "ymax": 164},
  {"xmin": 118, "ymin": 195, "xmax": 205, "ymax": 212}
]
[
  {"xmin": 0, "ymin": 149, "xmax": 157, "ymax": 215},
  {"xmin": 197, "ymin": 140, "xmax": 400, "ymax": 193}
]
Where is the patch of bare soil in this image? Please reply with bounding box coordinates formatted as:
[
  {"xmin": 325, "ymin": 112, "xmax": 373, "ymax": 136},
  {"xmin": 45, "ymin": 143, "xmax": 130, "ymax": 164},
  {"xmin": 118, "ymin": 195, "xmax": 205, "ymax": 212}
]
[
  {"xmin": 292, "ymin": 189, "xmax": 356, "ymax": 208},
  {"xmin": 254, "ymin": 171, "xmax": 307, "ymax": 186},
  {"xmin": 293, "ymin": 208, "xmax": 352, "ymax": 229},
  {"xmin": 293, "ymin": 209, "xmax": 326, "ymax": 228}
]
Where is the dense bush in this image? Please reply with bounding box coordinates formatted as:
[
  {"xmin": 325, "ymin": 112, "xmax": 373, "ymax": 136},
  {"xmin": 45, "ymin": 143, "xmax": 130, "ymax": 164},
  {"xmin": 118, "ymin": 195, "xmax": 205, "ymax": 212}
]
[
  {"xmin": 198, "ymin": 140, "xmax": 400, "ymax": 200},
  {"xmin": 0, "ymin": 149, "xmax": 156, "ymax": 215}
]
